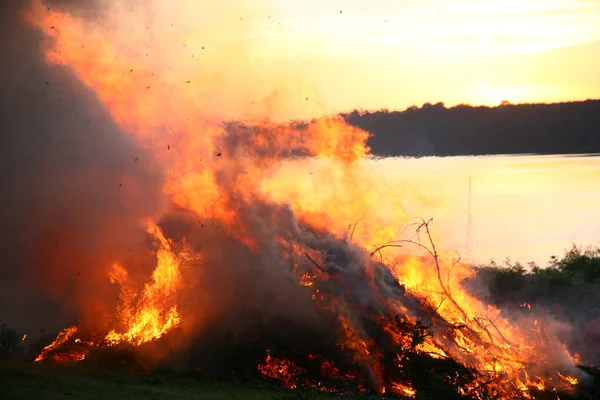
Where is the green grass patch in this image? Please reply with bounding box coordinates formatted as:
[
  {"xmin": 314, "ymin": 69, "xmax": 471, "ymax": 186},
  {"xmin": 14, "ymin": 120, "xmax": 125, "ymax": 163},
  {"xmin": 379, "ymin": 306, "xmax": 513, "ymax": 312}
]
[{"xmin": 0, "ymin": 361, "xmax": 382, "ymax": 400}]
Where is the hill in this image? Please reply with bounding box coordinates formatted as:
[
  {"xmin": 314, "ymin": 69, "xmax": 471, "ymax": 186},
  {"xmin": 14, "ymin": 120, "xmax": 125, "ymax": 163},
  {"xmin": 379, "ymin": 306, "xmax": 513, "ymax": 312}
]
[{"xmin": 342, "ymin": 100, "xmax": 600, "ymax": 157}]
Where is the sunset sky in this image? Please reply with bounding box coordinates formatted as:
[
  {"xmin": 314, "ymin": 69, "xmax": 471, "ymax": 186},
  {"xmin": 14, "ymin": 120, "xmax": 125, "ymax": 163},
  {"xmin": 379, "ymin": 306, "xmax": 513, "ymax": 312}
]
[
  {"xmin": 252, "ymin": 0, "xmax": 600, "ymax": 111},
  {"xmin": 28, "ymin": 0, "xmax": 600, "ymax": 117}
]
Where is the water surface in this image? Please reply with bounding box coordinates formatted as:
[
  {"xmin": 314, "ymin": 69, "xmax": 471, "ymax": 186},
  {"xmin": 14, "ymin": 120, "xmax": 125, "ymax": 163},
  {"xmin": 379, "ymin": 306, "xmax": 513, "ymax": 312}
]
[{"xmin": 374, "ymin": 154, "xmax": 600, "ymax": 266}]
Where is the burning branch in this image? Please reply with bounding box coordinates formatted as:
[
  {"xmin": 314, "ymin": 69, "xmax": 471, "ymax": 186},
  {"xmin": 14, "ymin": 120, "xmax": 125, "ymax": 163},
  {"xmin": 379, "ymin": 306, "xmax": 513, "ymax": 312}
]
[
  {"xmin": 372, "ymin": 219, "xmax": 508, "ymax": 344},
  {"xmin": 347, "ymin": 220, "xmax": 360, "ymax": 243},
  {"xmin": 304, "ymin": 252, "xmax": 328, "ymax": 274}
]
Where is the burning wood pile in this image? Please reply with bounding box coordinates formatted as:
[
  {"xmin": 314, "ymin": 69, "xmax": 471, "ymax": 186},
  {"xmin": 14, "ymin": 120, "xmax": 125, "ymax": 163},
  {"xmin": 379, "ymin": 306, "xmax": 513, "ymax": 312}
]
[
  {"xmin": 27, "ymin": 219, "xmax": 593, "ymax": 399},
  {"xmin": 9, "ymin": 2, "xmax": 597, "ymax": 399}
]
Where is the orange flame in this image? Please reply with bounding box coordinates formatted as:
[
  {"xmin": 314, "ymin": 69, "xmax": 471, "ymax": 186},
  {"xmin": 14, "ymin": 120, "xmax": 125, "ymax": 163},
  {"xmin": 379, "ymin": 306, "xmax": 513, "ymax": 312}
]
[
  {"xmin": 35, "ymin": 220, "xmax": 185, "ymax": 361},
  {"xmin": 105, "ymin": 220, "xmax": 183, "ymax": 346},
  {"xmin": 390, "ymin": 381, "xmax": 417, "ymax": 397},
  {"xmin": 24, "ymin": 1, "xmax": 584, "ymax": 397},
  {"xmin": 35, "ymin": 326, "xmax": 80, "ymax": 362}
]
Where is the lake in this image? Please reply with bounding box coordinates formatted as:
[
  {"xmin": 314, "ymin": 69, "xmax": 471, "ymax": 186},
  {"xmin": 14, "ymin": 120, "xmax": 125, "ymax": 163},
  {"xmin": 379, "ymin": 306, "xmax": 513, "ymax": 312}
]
[{"xmin": 372, "ymin": 154, "xmax": 600, "ymax": 266}]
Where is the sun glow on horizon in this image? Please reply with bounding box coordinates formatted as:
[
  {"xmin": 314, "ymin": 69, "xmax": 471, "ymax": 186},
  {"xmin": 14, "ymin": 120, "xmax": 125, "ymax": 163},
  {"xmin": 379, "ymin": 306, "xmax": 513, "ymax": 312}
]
[
  {"xmin": 260, "ymin": 0, "xmax": 600, "ymax": 112},
  {"xmin": 26, "ymin": 0, "xmax": 600, "ymax": 117}
]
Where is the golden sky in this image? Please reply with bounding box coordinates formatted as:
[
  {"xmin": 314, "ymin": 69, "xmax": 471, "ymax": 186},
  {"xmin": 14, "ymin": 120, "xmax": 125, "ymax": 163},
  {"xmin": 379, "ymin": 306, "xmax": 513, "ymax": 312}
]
[
  {"xmin": 252, "ymin": 0, "xmax": 600, "ymax": 111},
  {"xmin": 33, "ymin": 0, "xmax": 600, "ymax": 117}
]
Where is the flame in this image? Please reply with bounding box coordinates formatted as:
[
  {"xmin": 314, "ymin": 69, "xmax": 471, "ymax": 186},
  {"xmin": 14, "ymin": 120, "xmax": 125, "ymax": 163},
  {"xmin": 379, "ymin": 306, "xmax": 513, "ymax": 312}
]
[
  {"xmin": 24, "ymin": 1, "xmax": 585, "ymax": 398},
  {"xmin": 105, "ymin": 220, "xmax": 183, "ymax": 346},
  {"xmin": 557, "ymin": 372, "xmax": 578, "ymax": 386},
  {"xmin": 35, "ymin": 326, "xmax": 80, "ymax": 362},
  {"xmin": 390, "ymin": 381, "xmax": 417, "ymax": 397},
  {"xmin": 35, "ymin": 220, "xmax": 185, "ymax": 361},
  {"xmin": 521, "ymin": 302, "xmax": 532, "ymax": 310},
  {"xmin": 299, "ymin": 272, "xmax": 316, "ymax": 287}
]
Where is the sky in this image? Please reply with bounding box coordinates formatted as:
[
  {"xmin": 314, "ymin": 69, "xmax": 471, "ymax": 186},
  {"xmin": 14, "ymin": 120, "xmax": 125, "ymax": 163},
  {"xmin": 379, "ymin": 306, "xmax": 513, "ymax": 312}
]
[
  {"xmin": 19, "ymin": 0, "xmax": 600, "ymax": 118},
  {"xmin": 245, "ymin": 0, "xmax": 600, "ymax": 111}
]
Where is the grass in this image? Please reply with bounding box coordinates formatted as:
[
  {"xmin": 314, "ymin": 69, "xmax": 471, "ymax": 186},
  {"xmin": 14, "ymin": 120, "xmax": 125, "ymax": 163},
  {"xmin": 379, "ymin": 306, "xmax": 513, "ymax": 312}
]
[{"xmin": 0, "ymin": 361, "xmax": 381, "ymax": 400}]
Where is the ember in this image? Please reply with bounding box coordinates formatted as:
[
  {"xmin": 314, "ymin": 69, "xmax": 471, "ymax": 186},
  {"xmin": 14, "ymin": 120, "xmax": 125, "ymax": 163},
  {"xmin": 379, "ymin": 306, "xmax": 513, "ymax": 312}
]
[
  {"xmin": 258, "ymin": 351, "xmax": 306, "ymax": 390},
  {"xmin": 10, "ymin": 1, "xmax": 594, "ymax": 399},
  {"xmin": 35, "ymin": 326, "xmax": 82, "ymax": 363}
]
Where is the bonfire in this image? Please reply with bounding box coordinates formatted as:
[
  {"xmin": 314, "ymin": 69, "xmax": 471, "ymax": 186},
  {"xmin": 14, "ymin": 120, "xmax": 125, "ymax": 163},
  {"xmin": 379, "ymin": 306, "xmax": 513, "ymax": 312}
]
[
  {"xmin": 31, "ymin": 215, "xmax": 590, "ymax": 398},
  {"xmin": 7, "ymin": 1, "xmax": 596, "ymax": 399}
]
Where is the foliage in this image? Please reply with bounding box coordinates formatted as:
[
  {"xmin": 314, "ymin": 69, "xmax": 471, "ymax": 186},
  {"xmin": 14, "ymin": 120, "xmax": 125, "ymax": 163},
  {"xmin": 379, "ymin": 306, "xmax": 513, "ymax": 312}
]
[
  {"xmin": 343, "ymin": 100, "xmax": 600, "ymax": 157},
  {"xmin": 468, "ymin": 245, "xmax": 600, "ymax": 364}
]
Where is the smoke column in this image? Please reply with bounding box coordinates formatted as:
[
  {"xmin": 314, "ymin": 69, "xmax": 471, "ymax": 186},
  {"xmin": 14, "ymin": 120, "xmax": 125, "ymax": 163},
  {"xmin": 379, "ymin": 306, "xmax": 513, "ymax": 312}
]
[{"xmin": 0, "ymin": 0, "xmax": 166, "ymax": 336}]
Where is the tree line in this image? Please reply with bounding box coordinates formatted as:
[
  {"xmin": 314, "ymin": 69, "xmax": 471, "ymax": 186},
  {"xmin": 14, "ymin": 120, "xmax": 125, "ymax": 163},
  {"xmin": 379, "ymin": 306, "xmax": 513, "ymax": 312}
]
[{"xmin": 343, "ymin": 100, "xmax": 600, "ymax": 157}]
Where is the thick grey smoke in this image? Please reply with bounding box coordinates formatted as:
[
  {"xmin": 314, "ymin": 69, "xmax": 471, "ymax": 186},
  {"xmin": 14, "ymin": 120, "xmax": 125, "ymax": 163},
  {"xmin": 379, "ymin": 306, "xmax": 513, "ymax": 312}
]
[
  {"xmin": 0, "ymin": 0, "xmax": 341, "ymax": 350},
  {"xmin": 0, "ymin": 0, "xmax": 165, "ymax": 335},
  {"xmin": 0, "ymin": 0, "xmax": 337, "ymax": 355}
]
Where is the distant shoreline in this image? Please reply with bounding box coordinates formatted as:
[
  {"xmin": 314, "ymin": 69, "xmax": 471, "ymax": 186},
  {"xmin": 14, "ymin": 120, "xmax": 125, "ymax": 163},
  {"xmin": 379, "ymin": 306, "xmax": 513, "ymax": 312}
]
[
  {"xmin": 371, "ymin": 152, "xmax": 600, "ymax": 159},
  {"xmin": 343, "ymin": 99, "xmax": 600, "ymax": 157}
]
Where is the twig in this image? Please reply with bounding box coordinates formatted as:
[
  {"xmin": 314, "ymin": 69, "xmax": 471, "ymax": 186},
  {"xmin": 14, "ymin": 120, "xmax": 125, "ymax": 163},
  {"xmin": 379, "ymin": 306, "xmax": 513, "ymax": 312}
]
[
  {"xmin": 446, "ymin": 253, "xmax": 461, "ymax": 299},
  {"xmin": 434, "ymin": 295, "xmax": 446, "ymax": 313},
  {"xmin": 369, "ymin": 243, "xmax": 404, "ymax": 261},
  {"xmin": 305, "ymin": 252, "xmax": 327, "ymax": 273},
  {"xmin": 387, "ymin": 218, "xmax": 516, "ymax": 357},
  {"xmin": 348, "ymin": 220, "xmax": 360, "ymax": 242},
  {"xmin": 480, "ymin": 315, "xmax": 512, "ymax": 346}
]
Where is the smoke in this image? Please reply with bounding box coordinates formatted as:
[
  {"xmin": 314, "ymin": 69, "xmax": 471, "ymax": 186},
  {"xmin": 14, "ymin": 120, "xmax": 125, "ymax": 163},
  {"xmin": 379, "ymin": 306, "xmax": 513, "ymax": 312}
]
[
  {"xmin": 0, "ymin": 0, "xmax": 166, "ymax": 335},
  {"xmin": 0, "ymin": 0, "xmax": 346, "ymax": 350},
  {"xmin": 153, "ymin": 208, "xmax": 330, "ymax": 369},
  {"xmin": 0, "ymin": 0, "xmax": 337, "ymax": 354},
  {"xmin": 2, "ymin": 3, "xmax": 592, "ymax": 397}
]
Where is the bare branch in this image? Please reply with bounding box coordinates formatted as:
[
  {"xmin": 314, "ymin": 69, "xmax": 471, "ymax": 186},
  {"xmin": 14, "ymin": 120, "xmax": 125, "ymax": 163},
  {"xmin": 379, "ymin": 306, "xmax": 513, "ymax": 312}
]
[
  {"xmin": 348, "ymin": 220, "xmax": 360, "ymax": 242},
  {"xmin": 387, "ymin": 218, "xmax": 516, "ymax": 355},
  {"xmin": 305, "ymin": 252, "xmax": 327, "ymax": 273},
  {"xmin": 434, "ymin": 294, "xmax": 446, "ymax": 313},
  {"xmin": 446, "ymin": 253, "xmax": 461, "ymax": 299},
  {"xmin": 369, "ymin": 243, "xmax": 404, "ymax": 258}
]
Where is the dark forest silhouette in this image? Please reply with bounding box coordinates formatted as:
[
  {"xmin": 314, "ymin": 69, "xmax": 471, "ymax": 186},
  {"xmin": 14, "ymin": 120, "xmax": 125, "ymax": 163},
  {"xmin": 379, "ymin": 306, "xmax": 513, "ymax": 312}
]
[{"xmin": 343, "ymin": 99, "xmax": 600, "ymax": 157}]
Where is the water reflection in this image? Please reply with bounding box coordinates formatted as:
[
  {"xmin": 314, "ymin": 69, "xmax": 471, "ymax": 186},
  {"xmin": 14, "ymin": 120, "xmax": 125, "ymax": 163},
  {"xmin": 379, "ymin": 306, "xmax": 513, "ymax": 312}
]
[{"xmin": 374, "ymin": 154, "xmax": 600, "ymax": 266}]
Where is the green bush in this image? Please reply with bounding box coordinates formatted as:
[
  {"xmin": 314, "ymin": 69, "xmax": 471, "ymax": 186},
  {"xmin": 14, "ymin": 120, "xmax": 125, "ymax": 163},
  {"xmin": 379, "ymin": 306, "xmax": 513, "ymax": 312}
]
[{"xmin": 468, "ymin": 245, "xmax": 600, "ymax": 364}]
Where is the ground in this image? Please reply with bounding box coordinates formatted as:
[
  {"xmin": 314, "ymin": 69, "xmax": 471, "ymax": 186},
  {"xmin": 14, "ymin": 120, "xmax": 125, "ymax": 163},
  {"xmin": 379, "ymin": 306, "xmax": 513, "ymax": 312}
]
[{"xmin": 0, "ymin": 361, "xmax": 382, "ymax": 400}]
